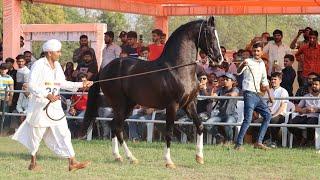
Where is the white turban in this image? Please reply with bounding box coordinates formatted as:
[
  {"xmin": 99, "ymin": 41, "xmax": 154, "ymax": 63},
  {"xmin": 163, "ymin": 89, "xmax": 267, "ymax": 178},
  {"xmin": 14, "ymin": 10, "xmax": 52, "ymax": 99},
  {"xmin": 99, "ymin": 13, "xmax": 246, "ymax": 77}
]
[{"xmin": 42, "ymin": 39, "xmax": 62, "ymax": 52}]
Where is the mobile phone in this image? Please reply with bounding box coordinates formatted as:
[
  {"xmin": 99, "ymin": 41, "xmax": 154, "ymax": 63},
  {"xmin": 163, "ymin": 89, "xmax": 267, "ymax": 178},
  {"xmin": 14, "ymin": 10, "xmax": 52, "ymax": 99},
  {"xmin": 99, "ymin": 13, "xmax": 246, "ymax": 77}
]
[
  {"xmin": 139, "ymin": 34, "xmax": 143, "ymax": 40},
  {"xmin": 267, "ymin": 37, "xmax": 274, "ymax": 41}
]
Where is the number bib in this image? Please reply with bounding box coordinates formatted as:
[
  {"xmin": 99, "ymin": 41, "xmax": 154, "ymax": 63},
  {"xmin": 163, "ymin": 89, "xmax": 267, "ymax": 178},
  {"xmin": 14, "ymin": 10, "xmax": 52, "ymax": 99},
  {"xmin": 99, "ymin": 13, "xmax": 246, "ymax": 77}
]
[{"xmin": 45, "ymin": 82, "xmax": 61, "ymax": 96}]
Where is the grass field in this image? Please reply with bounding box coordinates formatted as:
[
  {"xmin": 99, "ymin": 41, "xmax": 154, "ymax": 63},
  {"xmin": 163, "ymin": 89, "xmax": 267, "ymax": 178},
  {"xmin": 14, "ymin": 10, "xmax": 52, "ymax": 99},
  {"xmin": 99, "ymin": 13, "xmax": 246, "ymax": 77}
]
[{"xmin": 0, "ymin": 137, "xmax": 319, "ymax": 179}]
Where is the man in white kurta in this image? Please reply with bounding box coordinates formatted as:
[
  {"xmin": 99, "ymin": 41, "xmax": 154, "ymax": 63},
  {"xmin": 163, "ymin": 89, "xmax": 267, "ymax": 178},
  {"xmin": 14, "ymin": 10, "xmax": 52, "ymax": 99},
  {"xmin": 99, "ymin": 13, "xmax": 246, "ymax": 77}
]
[{"xmin": 12, "ymin": 39, "xmax": 93, "ymax": 171}]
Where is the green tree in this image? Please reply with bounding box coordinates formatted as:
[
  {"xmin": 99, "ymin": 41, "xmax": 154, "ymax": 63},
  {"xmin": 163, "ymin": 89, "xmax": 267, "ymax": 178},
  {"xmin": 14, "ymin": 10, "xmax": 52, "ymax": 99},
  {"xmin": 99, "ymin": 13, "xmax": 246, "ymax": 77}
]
[
  {"xmin": 135, "ymin": 15, "xmax": 154, "ymax": 44},
  {"xmin": 97, "ymin": 11, "xmax": 129, "ymax": 39}
]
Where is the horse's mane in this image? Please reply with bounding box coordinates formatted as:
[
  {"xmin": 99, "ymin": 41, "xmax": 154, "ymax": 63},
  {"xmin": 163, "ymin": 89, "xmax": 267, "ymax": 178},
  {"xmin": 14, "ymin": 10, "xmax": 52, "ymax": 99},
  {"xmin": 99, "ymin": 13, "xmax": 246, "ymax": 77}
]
[{"xmin": 165, "ymin": 19, "xmax": 204, "ymax": 47}]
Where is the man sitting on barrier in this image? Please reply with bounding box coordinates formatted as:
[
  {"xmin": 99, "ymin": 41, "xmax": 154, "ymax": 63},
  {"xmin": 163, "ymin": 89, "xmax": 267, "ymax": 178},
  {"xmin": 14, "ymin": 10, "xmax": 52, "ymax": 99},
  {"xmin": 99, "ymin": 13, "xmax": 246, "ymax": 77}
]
[
  {"xmin": 252, "ymin": 72, "xmax": 289, "ymax": 147},
  {"xmin": 206, "ymin": 73, "xmax": 239, "ymax": 144},
  {"xmin": 288, "ymin": 77, "xmax": 320, "ymax": 146}
]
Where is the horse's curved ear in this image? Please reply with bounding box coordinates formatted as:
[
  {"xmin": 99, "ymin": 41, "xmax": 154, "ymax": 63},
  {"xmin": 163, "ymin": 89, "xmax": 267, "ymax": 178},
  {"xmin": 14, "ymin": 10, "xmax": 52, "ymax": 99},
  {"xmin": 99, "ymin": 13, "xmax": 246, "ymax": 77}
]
[{"xmin": 207, "ymin": 16, "xmax": 215, "ymax": 27}]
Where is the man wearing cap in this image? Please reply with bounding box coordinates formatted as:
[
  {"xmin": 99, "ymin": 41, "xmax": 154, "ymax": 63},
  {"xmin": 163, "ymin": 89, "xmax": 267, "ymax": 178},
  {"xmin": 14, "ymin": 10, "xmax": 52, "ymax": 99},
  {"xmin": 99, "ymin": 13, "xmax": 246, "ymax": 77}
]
[
  {"xmin": 101, "ymin": 31, "xmax": 122, "ymax": 70},
  {"xmin": 12, "ymin": 39, "xmax": 93, "ymax": 171},
  {"xmin": 119, "ymin": 31, "xmax": 128, "ymax": 49},
  {"xmin": 206, "ymin": 73, "xmax": 239, "ymax": 144}
]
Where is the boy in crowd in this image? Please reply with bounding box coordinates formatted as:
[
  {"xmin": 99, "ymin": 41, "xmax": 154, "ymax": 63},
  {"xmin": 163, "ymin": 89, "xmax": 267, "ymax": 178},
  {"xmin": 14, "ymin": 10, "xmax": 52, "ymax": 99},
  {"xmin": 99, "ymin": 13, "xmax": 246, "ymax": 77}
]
[
  {"xmin": 0, "ymin": 63, "xmax": 14, "ymax": 129},
  {"xmin": 68, "ymin": 73, "xmax": 89, "ymax": 138},
  {"xmin": 206, "ymin": 73, "xmax": 239, "ymax": 144},
  {"xmin": 280, "ymin": 54, "xmax": 296, "ymax": 96},
  {"xmin": 139, "ymin": 46, "xmax": 150, "ymax": 61}
]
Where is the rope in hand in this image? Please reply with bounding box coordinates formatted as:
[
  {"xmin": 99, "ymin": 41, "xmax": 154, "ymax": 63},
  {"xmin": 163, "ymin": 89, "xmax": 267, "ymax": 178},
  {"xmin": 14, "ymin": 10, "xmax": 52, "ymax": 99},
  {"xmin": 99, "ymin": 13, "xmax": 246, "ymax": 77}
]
[
  {"xmin": 43, "ymin": 88, "xmax": 87, "ymax": 121},
  {"xmin": 43, "ymin": 61, "xmax": 197, "ymax": 121}
]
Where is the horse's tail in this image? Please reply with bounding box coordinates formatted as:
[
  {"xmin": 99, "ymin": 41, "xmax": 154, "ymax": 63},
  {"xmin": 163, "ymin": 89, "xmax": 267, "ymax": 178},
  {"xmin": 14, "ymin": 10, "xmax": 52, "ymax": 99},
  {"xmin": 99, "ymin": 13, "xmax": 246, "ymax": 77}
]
[{"xmin": 80, "ymin": 81, "xmax": 100, "ymax": 135}]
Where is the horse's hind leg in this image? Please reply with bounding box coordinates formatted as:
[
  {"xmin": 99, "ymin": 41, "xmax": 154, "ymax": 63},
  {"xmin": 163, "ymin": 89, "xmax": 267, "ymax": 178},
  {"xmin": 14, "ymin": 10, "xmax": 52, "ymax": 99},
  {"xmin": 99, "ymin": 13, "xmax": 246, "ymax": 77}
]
[
  {"xmin": 164, "ymin": 102, "xmax": 179, "ymax": 169},
  {"xmin": 110, "ymin": 118, "xmax": 123, "ymax": 162},
  {"xmin": 184, "ymin": 100, "xmax": 204, "ymax": 164},
  {"xmin": 112, "ymin": 103, "xmax": 138, "ymax": 164}
]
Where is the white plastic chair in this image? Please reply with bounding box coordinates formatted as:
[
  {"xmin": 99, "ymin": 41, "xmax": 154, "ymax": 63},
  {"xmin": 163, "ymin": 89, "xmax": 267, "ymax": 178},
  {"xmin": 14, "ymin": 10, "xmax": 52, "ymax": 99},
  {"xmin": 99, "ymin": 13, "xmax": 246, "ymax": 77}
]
[
  {"xmin": 206, "ymin": 100, "xmax": 244, "ymax": 144},
  {"xmin": 281, "ymin": 101, "xmax": 295, "ymax": 147},
  {"xmin": 147, "ymin": 109, "xmax": 166, "ymax": 143},
  {"xmin": 234, "ymin": 101, "xmax": 244, "ymax": 141}
]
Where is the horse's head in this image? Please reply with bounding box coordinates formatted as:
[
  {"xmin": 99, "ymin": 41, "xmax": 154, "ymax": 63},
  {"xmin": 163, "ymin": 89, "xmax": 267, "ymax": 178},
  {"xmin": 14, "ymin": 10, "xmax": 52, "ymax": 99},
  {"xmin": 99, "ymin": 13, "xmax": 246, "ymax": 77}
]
[{"xmin": 197, "ymin": 16, "xmax": 224, "ymax": 65}]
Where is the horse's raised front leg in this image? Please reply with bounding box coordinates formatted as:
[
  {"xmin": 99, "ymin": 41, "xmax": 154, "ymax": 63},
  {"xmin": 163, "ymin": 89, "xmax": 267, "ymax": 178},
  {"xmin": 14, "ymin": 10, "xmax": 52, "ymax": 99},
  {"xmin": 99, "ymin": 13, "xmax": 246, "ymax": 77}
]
[
  {"xmin": 164, "ymin": 103, "xmax": 179, "ymax": 169},
  {"xmin": 184, "ymin": 100, "xmax": 204, "ymax": 164}
]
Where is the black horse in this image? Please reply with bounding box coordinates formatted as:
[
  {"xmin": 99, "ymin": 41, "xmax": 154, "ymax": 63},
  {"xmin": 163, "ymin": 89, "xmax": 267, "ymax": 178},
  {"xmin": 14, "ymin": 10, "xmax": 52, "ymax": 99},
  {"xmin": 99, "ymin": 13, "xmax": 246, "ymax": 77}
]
[{"xmin": 84, "ymin": 16, "xmax": 223, "ymax": 168}]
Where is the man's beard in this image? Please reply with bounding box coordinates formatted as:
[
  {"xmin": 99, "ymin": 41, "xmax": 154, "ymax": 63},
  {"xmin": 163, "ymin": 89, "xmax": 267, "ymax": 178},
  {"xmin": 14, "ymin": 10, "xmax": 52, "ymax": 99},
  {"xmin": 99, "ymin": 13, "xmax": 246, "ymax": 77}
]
[{"xmin": 312, "ymin": 88, "xmax": 320, "ymax": 93}]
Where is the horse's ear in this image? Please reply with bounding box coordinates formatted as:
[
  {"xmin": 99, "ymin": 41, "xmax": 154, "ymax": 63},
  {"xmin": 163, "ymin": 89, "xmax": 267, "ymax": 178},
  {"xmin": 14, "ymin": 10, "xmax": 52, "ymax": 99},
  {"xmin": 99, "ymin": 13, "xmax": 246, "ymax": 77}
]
[{"xmin": 207, "ymin": 16, "xmax": 215, "ymax": 27}]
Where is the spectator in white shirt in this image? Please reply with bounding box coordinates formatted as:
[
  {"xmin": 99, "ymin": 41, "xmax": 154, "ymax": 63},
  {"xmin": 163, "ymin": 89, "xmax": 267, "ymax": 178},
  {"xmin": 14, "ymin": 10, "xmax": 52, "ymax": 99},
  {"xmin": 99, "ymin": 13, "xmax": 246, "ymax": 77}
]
[
  {"xmin": 16, "ymin": 55, "xmax": 30, "ymax": 87},
  {"xmin": 263, "ymin": 29, "xmax": 291, "ymax": 75},
  {"xmin": 253, "ymin": 72, "xmax": 289, "ymax": 147}
]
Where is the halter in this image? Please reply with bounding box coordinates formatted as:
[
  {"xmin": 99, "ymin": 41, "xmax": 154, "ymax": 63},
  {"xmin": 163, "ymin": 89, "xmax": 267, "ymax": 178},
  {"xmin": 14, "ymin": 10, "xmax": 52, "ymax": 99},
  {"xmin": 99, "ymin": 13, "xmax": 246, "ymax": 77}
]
[{"xmin": 197, "ymin": 19, "xmax": 224, "ymax": 65}]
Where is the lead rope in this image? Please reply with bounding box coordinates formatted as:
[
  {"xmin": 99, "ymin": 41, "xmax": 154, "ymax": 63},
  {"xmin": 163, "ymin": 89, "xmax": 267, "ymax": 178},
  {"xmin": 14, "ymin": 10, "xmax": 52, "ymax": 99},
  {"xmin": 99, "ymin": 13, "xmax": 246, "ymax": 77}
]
[{"xmin": 44, "ymin": 62, "xmax": 198, "ymax": 121}]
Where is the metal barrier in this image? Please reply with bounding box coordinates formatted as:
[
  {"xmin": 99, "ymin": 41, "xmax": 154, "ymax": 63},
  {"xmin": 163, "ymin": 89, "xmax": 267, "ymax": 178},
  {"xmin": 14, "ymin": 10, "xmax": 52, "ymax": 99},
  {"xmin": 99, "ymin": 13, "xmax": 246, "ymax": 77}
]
[{"xmin": 1, "ymin": 88, "xmax": 320, "ymax": 134}]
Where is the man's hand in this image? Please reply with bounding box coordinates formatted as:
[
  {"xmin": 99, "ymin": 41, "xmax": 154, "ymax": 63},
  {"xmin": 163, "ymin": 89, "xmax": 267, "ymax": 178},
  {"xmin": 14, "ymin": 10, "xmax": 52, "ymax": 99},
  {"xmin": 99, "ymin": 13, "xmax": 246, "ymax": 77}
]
[
  {"xmin": 47, "ymin": 94, "xmax": 60, "ymax": 102},
  {"xmin": 268, "ymin": 96, "xmax": 275, "ymax": 104},
  {"xmin": 306, "ymin": 107, "xmax": 316, "ymax": 113},
  {"xmin": 199, "ymin": 83, "xmax": 207, "ymax": 90},
  {"xmin": 82, "ymin": 80, "xmax": 94, "ymax": 88}
]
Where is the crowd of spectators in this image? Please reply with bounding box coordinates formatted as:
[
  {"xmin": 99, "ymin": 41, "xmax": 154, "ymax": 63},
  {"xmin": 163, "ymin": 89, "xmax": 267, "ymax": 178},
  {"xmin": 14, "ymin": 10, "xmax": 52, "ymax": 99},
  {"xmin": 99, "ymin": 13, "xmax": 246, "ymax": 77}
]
[{"xmin": 0, "ymin": 26, "xmax": 319, "ymax": 149}]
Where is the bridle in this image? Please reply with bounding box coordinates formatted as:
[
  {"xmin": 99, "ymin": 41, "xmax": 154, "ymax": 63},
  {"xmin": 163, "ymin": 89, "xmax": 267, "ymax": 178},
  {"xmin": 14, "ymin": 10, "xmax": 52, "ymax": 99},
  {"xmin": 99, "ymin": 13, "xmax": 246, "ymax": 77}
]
[
  {"xmin": 197, "ymin": 20, "xmax": 224, "ymax": 65},
  {"xmin": 44, "ymin": 19, "xmax": 223, "ymax": 121}
]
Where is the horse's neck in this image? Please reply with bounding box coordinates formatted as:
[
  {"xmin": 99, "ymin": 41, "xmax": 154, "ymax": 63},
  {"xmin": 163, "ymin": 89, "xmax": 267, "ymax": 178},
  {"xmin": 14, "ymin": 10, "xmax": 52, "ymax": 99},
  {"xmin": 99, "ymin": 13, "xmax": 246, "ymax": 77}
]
[{"xmin": 159, "ymin": 33, "xmax": 197, "ymax": 66}]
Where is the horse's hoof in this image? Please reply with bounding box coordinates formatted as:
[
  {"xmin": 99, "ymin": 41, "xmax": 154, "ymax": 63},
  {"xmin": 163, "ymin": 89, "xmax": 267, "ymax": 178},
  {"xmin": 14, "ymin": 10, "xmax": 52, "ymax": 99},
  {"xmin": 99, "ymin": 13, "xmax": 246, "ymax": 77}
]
[
  {"xmin": 196, "ymin": 155, "xmax": 204, "ymax": 164},
  {"xmin": 165, "ymin": 163, "xmax": 176, "ymax": 169},
  {"xmin": 130, "ymin": 158, "xmax": 139, "ymax": 164},
  {"xmin": 115, "ymin": 157, "xmax": 123, "ymax": 162}
]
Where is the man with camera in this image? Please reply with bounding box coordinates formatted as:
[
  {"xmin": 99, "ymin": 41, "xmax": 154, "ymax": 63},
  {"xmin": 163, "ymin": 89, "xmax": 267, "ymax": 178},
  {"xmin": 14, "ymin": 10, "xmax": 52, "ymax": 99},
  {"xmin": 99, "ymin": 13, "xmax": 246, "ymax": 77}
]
[{"xmin": 290, "ymin": 27, "xmax": 313, "ymax": 87}]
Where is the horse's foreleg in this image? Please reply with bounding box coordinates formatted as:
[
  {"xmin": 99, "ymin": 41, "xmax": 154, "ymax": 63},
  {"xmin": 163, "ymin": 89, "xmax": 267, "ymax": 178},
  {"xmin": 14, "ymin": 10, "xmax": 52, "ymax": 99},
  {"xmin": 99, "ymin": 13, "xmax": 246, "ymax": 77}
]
[
  {"xmin": 164, "ymin": 103, "xmax": 178, "ymax": 168},
  {"xmin": 184, "ymin": 101, "xmax": 204, "ymax": 164}
]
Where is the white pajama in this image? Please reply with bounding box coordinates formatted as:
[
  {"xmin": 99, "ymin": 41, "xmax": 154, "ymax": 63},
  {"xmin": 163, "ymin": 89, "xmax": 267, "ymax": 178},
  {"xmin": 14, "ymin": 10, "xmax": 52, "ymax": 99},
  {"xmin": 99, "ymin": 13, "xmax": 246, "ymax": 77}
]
[{"xmin": 12, "ymin": 121, "xmax": 75, "ymax": 158}]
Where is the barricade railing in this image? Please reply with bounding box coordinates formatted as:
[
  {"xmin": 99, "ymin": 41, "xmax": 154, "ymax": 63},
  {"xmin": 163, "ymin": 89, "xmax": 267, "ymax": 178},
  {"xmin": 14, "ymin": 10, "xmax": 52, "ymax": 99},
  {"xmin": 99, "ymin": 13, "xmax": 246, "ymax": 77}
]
[{"xmin": 1, "ymin": 88, "xmax": 320, "ymax": 134}]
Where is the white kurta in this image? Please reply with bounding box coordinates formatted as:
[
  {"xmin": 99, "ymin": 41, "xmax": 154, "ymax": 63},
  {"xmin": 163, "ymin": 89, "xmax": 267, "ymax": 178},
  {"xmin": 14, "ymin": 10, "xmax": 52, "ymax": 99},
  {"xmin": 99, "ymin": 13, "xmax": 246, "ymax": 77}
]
[{"xmin": 12, "ymin": 57, "xmax": 83, "ymax": 158}]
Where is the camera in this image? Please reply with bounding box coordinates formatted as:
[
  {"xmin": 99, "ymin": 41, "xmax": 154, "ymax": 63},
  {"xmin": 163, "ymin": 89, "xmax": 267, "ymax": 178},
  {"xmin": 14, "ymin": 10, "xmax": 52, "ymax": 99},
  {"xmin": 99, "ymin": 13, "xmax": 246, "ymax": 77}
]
[
  {"xmin": 267, "ymin": 37, "xmax": 274, "ymax": 41},
  {"xmin": 139, "ymin": 34, "xmax": 143, "ymax": 41}
]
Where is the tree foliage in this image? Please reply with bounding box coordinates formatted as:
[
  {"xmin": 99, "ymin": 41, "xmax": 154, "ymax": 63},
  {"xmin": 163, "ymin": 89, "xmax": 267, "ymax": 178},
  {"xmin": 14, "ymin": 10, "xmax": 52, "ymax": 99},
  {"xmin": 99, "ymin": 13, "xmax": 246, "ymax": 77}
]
[
  {"xmin": 97, "ymin": 11, "xmax": 129, "ymax": 39},
  {"xmin": 135, "ymin": 15, "xmax": 154, "ymax": 44}
]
